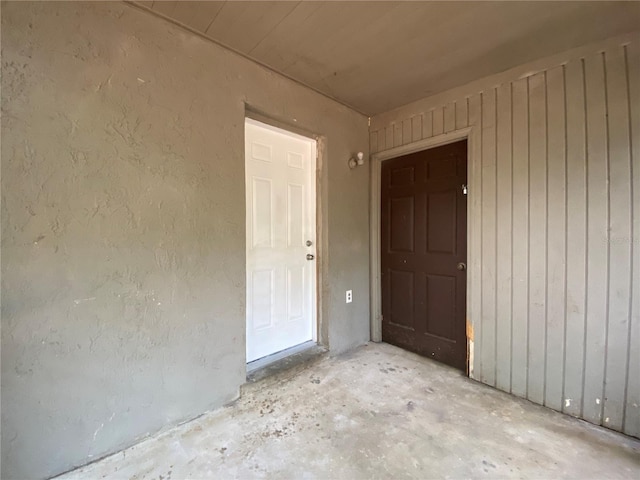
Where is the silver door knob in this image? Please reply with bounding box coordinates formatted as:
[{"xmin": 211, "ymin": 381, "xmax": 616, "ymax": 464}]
[
  {"xmin": 306, "ymin": 254, "xmax": 315, "ymax": 260},
  {"xmin": 457, "ymin": 262, "xmax": 466, "ymax": 271}
]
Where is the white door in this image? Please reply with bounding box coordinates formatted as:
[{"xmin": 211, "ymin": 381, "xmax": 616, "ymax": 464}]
[{"xmin": 245, "ymin": 118, "xmax": 317, "ymax": 363}]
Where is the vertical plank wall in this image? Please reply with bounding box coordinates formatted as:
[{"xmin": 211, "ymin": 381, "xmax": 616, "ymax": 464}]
[{"xmin": 370, "ymin": 36, "xmax": 639, "ymax": 438}]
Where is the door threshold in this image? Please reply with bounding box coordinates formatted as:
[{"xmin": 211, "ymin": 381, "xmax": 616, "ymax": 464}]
[{"xmin": 244, "ymin": 341, "xmax": 328, "ymax": 390}]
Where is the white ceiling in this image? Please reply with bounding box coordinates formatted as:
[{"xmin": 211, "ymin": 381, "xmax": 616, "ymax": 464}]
[{"xmin": 134, "ymin": 1, "xmax": 640, "ymax": 115}]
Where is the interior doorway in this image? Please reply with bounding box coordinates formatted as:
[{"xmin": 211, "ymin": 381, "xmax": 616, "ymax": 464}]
[
  {"xmin": 380, "ymin": 140, "xmax": 468, "ymax": 370},
  {"xmin": 244, "ymin": 118, "xmax": 317, "ymax": 364}
]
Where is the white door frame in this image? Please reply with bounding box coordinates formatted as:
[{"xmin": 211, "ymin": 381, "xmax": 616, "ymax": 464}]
[
  {"xmin": 244, "ymin": 117, "xmax": 318, "ymax": 363},
  {"xmin": 369, "ymin": 127, "xmax": 476, "ymax": 374}
]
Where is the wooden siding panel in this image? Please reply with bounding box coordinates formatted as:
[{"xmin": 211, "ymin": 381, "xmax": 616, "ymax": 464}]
[
  {"xmin": 468, "ymin": 93, "xmax": 483, "ymax": 379},
  {"xmin": 444, "ymin": 102, "xmax": 456, "ymax": 133},
  {"xmin": 385, "ymin": 126, "xmax": 393, "ymax": 151},
  {"xmin": 583, "ymin": 51, "xmax": 609, "ymax": 426},
  {"xmin": 370, "ymin": 130, "xmax": 379, "ymax": 154},
  {"xmin": 433, "ymin": 107, "xmax": 444, "ymax": 136},
  {"xmin": 495, "ymin": 82, "xmax": 513, "ymax": 392},
  {"xmin": 422, "ymin": 111, "xmax": 433, "ymax": 139},
  {"xmin": 545, "ymin": 65, "xmax": 567, "ymax": 411},
  {"xmin": 456, "ymin": 98, "xmax": 469, "ymax": 130},
  {"xmin": 544, "ymin": 66, "xmax": 567, "ymax": 410},
  {"xmin": 625, "ymin": 40, "xmax": 640, "ymax": 438},
  {"xmin": 402, "ymin": 118, "xmax": 412, "ymax": 145},
  {"xmin": 481, "ymin": 90, "xmax": 497, "ymax": 386},
  {"xmin": 377, "ymin": 128, "xmax": 387, "ymax": 153},
  {"xmin": 393, "ymin": 123, "xmax": 403, "ymax": 148},
  {"xmin": 411, "ymin": 115, "xmax": 422, "ymax": 143},
  {"xmin": 511, "ymin": 77, "xmax": 529, "ymax": 398},
  {"xmin": 563, "ymin": 57, "xmax": 588, "ymax": 419},
  {"xmin": 527, "ymin": 72, "xmax": 547, "ymax": 405},
  {"xmin": 602, "ymin": 45, "xmax": 633, "ymax": 432}
]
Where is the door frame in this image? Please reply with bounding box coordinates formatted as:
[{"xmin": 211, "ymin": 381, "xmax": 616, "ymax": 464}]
[
  {"xmin": 369, "ymin": 127, "xmax": 476, "ymax": 375},
  {"xmin": 244, "ymin": 109, "xmax": 326, "ymax": 361}
]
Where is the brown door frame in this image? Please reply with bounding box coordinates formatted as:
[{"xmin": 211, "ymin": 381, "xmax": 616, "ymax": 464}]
[{"xmin": 369, "ymin": 127, "xmax": 476, "ymax": 376}]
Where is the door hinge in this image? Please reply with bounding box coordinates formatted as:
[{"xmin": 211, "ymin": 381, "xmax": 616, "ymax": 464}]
[{"xmin": 462, "ymin": 184, "xmax": 468, "ymax": 195}]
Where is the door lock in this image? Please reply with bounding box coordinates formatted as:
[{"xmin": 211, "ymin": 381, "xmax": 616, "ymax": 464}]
[
  {"xmin": 306, "ymin": 240, "xmax": 313, "ymax": 246},
  {"xmin": 457, "ymin": 262, "xmax": 466, "ymax": 271},
  {"xmin": 306, "ymin": 254, "xmax": 315, "ymax": 260}
]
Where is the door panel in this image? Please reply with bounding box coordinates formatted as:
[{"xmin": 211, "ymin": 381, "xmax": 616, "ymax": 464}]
[
  {"xmin": 390, "ymin": 196, "xmax": 415, "ymax": 252},
  {"xmin": 245, "ymin": 119, "xmax": 316, "ymax": 363},
  {"xmin": 389, "ymin": 269, "xmax": 415, "ymax": 329},
  {"xmin": 427, "ymin": 190, "xmax": 456, "ymax": 253},
  {"xmin": 425, "ymin": 274, "xmax": 456, "ymax": 339},
  {"xmin": 381, "ymin": 140, "xmax": 467, "ymax": 371}
]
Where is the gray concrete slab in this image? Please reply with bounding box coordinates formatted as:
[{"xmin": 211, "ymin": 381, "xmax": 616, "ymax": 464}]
[
  {"xmin": 59, "ymin": 343, "xmax": 640, "ymax": 479},
  {"xmin": 246, "ymin": 342, "xmax": 328, "ymax": 385}
]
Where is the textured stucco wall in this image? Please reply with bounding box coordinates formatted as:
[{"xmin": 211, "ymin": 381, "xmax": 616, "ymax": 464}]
[{"xmin": 0, "ymin": 2, "xmax": 370, "ymax": 478}]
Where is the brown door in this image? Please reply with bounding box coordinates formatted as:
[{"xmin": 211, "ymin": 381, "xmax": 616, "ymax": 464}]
[{"xmin": 381, "ymin": 140, "xmax": 467, "ymax": 371}]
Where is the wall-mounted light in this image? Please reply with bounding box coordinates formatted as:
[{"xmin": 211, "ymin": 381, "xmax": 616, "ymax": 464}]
[{"xmin": 348, "ymin": 152, "xmax": 365, "ymax": 169}]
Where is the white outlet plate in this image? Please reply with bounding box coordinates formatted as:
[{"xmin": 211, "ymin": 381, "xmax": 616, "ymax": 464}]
[{"xmin": 346, "ymin": 290, "xmax": 353, "ymax": 303}]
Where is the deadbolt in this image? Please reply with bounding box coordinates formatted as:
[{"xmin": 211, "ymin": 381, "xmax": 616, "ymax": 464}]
[
  {"xmin": 457, "ymin": 262, "xmax": 467, "ymax": 271},
  {"xmin": 306, "ymin": 254, "xmax": 315, "ymax": 260},
  {"xmin": 306, "ymin": 240, "xmax": 313, "ymax": 246}
]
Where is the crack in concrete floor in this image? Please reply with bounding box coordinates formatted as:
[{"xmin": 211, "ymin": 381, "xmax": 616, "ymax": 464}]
[{"xmin": 60, "ymin": 342, "xmax": 640, "ymax": 479}]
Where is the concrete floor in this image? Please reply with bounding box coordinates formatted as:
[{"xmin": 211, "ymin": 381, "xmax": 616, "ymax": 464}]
[{"xmin": 61, "ymin": 343, "xmax": 640, "ymax": 479}]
